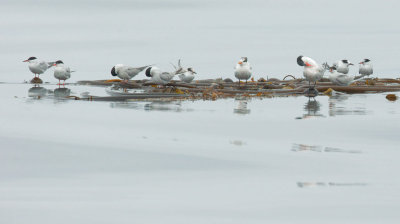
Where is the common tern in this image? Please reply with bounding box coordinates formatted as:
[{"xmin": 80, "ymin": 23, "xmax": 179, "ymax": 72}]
[
  {"xmin": 145, "ymin": 66, "xmax": 183, "ymax": 87},
  {"xmin": 297, "ymin": 55, "xmax": 325, "ymax": 94},
  {"xmin": 327, "ymin": 66, "xmax": 355, "ymax": 86},
  {"xmin": 23, "ymin": 56, "xmax": 54, "ymax": 78},
  {"xmin": 178, "ymin": 68, "xmax": 197, "ymax": 83},
  {"xmin": 111, "ymin": 64, "xmax": 150, "ymax": 82},
  {"xmin": 170, "ymin": 59, "xmax": 196, "ymax": 83},
  {"xmin": 333, "ymin": 59, "xmax": 354, "ymax": 74},
  {"xmin": 234, "ymin": 57, "xmax": 252, "ymax": 85},
  {"xmin": 53, "ymin": 60, "xmax": 73, "ymax": 86},
  {"xmin": 359, "ymin": 59, "xmax": 373, "ymax": 78}
]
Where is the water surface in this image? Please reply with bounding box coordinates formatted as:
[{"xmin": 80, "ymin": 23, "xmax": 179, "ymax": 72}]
[{"xmin": 0, "ymin": 83, "xmax": 399, "ymax": 223}]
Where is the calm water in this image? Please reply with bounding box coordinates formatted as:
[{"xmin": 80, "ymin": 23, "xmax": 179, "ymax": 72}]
[{"xmin": 0, "ymin": 83, "xmax": 399, "ymax": 223}]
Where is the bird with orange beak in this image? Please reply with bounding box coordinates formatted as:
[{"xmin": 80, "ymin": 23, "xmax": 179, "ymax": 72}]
[
  {"xmin": 22, "ymin": 56, "xmax": 54, "ymax": 78},
  {"xmin": 234, "ymin": 57, "xmax": 252, "ymax": 86},
  {"xmin": 359, "ymin": 59, "xmax": 373, "ymax": 78}
]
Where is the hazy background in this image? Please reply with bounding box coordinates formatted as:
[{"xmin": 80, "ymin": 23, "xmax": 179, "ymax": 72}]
[{"xmin": 1, "ymin": 0, "xmax": 400, "ymax": 82}]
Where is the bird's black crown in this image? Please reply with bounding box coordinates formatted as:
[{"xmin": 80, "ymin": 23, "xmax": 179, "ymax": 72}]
[
  {"xmin": 297, "ymin": 56, "xmax": 305, "ymax": 66},
  {"xmin": 145, "ymin": 67, "xmax": 153, "ymax": 77},
  {"xmin": 111, "ymin": 66, "xmax": 117, "ymax": 76}
]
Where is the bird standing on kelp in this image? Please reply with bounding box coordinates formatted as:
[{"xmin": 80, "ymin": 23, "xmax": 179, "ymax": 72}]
[
  {"xmin": 23, "ymin": 56, "xmax": 54, "ymax": 78},
  {"xmin": 111, "ymin": 64, "xmax": 150, "ymax": 83},
  {"xmin": 53, "ymin": 60, "xmax": 73, "ymax": 86},
  {"xmin": 359, "ymin": 59, "xmax": 373, "ymax": 78},
  {"xmin": 234, "ymin": 57, "xmax": 252, "ymax": 86},
  {"xmin": 297, "ymin": 55, "xmax": 325, "ymax": 93}
]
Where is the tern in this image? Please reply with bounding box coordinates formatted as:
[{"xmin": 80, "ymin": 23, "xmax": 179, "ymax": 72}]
[
  {"xmin": 53, "ymin": 60, "xmax": 73, "ymax": 86},
  {"xmin": 23, "ymin": 56, "xmax": 54, "ymax": 78},
  {"xmin": 111, "ymin": 64, "xmax": 150, "ymax": 82},
  {"xmin": 234, "ymin": 57, "xmax": 252, "ymax": 85},
  {"xmin": 297, "ymin": 55, "xmax": 325, "ymax": 93},
  {"xmin": 178, "ymin": 68, "xmax": 197, "ymax": 83},
  {"xmin": 145, "ymin": 65, "xmax": 183, "ymax": 87},
  {"xmin": 359, "ymin": 59, "xmax": 373, "ymax": 78},
  {"xmin": 327, "ymin": 66, "xmax": 355, "ymax": 86},
  {"xmin": 333, "ymin": 59, "xmax": 354, "ymax": 74},
  {"xmin": 170, "ymin": 59, "xmax": 197, "ymax": 83}
]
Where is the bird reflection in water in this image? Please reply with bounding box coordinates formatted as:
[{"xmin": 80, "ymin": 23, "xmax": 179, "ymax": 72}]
[
  {"xmin": 328, "ymin": 94, "xmax": 368, "ymax": 116},
  {"xmin": 144, "ymin": 101, "xmax": 183, "ymax": 112},
  {"xmin": 28, "ymin": 85, "xmax": 47, "ymax": 99},
  {"xmin": 292, "ymin": 143, "xmax": 362, "ymax": 154},
  {"xmin": 110, "ymin": 101, "xmax": 183, "ymax": 112},
  {"xmin": 54, "ymin": 87, "xmax": 71, "ymax": 98},
  {"xmin": 110, "ymin": 102, "xmax": 140, "ymax": 109},
  {"xmin": 234, "ymin": 99, "xmax": 251, "ymax": 115},
  {"xmin": 296, "ymin": 97, "xmax": 323, "ymax": 119},
  {"xmin": 297, "ymin": 182, "xmax": 367, "ymax": 188}
]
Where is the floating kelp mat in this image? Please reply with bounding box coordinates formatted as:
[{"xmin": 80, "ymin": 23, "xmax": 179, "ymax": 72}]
[{"xmin": 74, "ymin": 78, "xmax": 400, "ymax": 101}]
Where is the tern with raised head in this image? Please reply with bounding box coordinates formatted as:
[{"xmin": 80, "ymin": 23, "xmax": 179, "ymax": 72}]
[
  {"xmin": 53, "ymin": 60, "xmax": 73, "ymax": 86},
  {"xmin": 359, "ymin": 59, "xmax": 373, "ymax": 78},
  {"xmin": 234, "ymin": 57, "xmax": 252, "ymax": 86},
  {"xmin": 333, "ymin": 59, "xmax": 353, "ymax": 74},
  {"xmin": 23, "ymin": 56, "xmax": 54, "ymax": 78}
]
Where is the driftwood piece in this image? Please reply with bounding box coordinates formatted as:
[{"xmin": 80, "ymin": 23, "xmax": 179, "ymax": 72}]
[
  {"xmin": 80, "ymin": 93, "xmax": 189, "ymax": 101},
  {"xmin": 316, "ymin": 86, "xmax": 400, "ymax": 93}
]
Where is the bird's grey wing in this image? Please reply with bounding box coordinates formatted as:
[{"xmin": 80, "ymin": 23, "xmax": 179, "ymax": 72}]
[
  {"xmin": 336, "ymin": 74, "xmax": 352, "ymax": 85},
  {"xmin": 47, "ymin": 61, "xmax": 55, "ymax": 68},
  {"xmin": 132, "ymin": 65, "xmax": 152, "ymax": 72},
  {"xmin": 160, "ymin": 72, "xmax": 172, "ymax": 81},
  {"xmin": 126, "ymin": 67, "xmax": 141, "ymax": 75},
  {"xmin": 38, "ymin": 61, "xmax": 50, "ymax": 70},
  {"xmin": 178, "ymin": 59, "xmax": 182, "ymax": 68}
]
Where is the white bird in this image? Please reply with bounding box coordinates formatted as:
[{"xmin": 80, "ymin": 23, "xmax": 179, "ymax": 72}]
[
  {"xmin": 234, "ymin": 57, "xmax": 252, "ymax": 85},
  {"xmin": 297, "ymin": 55, "xmax": 325, "ymax": 91},
  {"xmin": 170, "ymin": 59, "xmax": 196, "ymax": 83},
  {"xmin": 111, "ymin": 64, "xmax": 150, "ymax": 82},
  {"xmin": 178, "ymin": 68, "xmax": 197, "ymax": 83},
  {"xmin": 327, "ymin": 66, "xmax": 355, "ymax": 86},
  {"xmin": 145, "ymin": 66, "xmax": 180, "ymax": 86},
  {"xmin": 332, "ymin": 59, "xmax": 354, "ymax": 74},
  {"xmin": 23, "ymin": 56, "xmax": 54, "ymax": 78},
  {"xmin": 359, "ymin": 59, "xmax": 373, "ymax": 78},
  {"xmin": 53, "ymin": 60, "xmax": 73, "ymax": 86}
]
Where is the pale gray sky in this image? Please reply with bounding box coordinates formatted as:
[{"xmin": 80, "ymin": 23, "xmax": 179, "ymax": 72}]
[{"xmin": 1, "ymin": 0, "xmax": 399, "ymax": 82}]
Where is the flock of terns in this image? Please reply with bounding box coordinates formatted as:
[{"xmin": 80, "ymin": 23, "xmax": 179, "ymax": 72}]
[{"xmin": 23, "ymin": 56, "xmax": 373, "ymax": 91}]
